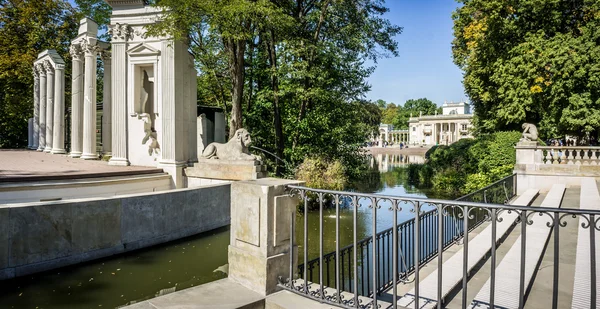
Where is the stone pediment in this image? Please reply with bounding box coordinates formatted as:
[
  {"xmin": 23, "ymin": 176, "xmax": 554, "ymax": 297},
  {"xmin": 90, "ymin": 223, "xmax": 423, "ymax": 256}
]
[{"xmin": 127, "ymin": 43, "xmax": 160, "ymax": 56}]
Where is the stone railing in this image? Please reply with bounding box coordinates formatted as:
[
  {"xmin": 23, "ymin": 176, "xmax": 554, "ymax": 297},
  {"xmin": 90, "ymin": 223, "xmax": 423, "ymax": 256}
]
[
  {"xmin": 536, "ymin": 146, "xmax": 600, "ymax": 165},
  {"xmin": 514, "ymin": 141, "xmax": 600, "ymax": 193}
]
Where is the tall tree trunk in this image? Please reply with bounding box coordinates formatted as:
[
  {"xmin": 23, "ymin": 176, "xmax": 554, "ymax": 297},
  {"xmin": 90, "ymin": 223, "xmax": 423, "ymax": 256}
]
[
  {"xmin": 226, "ymin": 38, "xmax": 246, "ymax": 138},
  {"xmin": 266, "ymin": 29, "xmax": 284, "ymax": 175}
]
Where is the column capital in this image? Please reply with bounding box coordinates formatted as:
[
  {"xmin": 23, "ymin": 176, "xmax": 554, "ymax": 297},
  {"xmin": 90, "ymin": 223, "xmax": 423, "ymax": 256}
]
[
  {"xmin": 69, "ymin": 43, "xmax": 84, "ymax": 61},
  {"xmin": 43, "ymin": 60, "xmax": 54, "ymax": 73},
  {"xmin": 109, "ymin": 23, "xmax": 133, "ymax": 42},
  {"xmin": 55, "ymin": 63, "xmax": 65, "ymax": 70},
  {"xmin": 33, "ymin": 67, "xmax": 40, "ymax": 79},
  {"xmin": 81, "ymin": 39, "xmax": 100, "ymax": 56},
  {"xmin": 35, "ymin": 63, "xmax": 46, "ymax": 76}
]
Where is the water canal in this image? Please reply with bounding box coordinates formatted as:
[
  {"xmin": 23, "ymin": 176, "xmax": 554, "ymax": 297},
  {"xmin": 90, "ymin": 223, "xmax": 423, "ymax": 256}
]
[{"xmin": 0, "ymin": 153, "xmax": 426, "ymax": 308}]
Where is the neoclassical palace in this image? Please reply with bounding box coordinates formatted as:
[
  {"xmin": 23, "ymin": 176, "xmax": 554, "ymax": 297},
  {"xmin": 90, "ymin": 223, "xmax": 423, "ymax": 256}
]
[{"xmin": 374, "ymin": 101, "xmax": 474, "ymax": 147}]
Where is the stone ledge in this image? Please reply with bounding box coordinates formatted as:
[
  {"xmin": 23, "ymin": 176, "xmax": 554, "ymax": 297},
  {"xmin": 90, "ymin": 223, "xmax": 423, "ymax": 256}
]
[
  {"xmin": 185, "ymin": 160, "xmax": 267, "ymax": 181},
  {"xmin": 123, "ymin": 278, "xmax": 265, "ymax": 309}
]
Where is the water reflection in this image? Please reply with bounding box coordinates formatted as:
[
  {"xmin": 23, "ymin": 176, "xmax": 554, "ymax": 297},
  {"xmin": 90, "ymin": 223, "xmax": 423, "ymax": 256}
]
[
  {"xmin": 372, "ymin": 153, "xmax": 425, "ymax": 173},
  {"xmin": 0, "ymin": 227, "xmax": 230, "ymax": 309},
  {"xmin": 297, "ymin": 154, "xmax": 431, "ymax": 264}
]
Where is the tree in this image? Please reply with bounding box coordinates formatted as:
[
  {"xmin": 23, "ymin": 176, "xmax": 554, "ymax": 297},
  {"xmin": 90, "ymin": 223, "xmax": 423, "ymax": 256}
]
[
  {"xmin": 0, "ymin": 0, "xmax": 79, "ymax": 148},
  {"xmin": 452, "ymin": 0, "xmax": 600, "ymax": 141},
  {"xmin": 381, "ymin": 103, "xmax": 397, "ymax": 124},
  {"xmin": 393, "ymin": 98, "xmax": 437, "ymax": 129}
]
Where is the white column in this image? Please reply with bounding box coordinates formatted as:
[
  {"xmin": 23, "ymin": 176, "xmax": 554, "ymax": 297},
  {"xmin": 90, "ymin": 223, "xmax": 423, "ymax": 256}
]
[
  {"xmin": 109, "ymin": 24, "xmax": 130, "ymax": 166},
  {"xmin": 81, "ymin": 39, "xmax": 99, "ymax": 160},
  {"xmin": 32, "ymin": 67, "xmax": 40, "ymax": 149},
  {"xmin": 51, "ymin": 63, "xmax": 66, "ymax": 154},
  {"xmin": 37, "ymin": 64, "xmax": 46, "ymax": 151},
  {"xmin": 44, "ymin": 60, "xmax": 54, "ymax": 152},
  {"xmin": 101, "ymin": 50, "xmax": 112, "ymax": 156},
  {"xmin": 27, "ymin": 118, "xmax": 33, "ymax": 149},
  {"xmin": 69, "ymin": 43, "xmax": 84, "ymax": 158},
  {"xmin": 188, "ymin": 59, "xmax": 198, "ymax": 163}
]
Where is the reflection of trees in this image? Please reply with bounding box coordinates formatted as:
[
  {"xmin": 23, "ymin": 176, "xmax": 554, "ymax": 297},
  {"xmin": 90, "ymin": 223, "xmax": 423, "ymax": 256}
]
[
  {"xmin": 347, "ymin": 169, "xmax": 382, "ymax": 193},
  {"xmin": 296, "ymin": 203, "xmax": 369, "ymax": 264}
]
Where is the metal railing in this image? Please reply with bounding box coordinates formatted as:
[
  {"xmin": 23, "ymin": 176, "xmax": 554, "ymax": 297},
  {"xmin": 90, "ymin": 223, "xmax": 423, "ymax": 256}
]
[
  {"xmin": 278, "ymin": 174, "xmax": 600, "ymax": 309},
  {"xmin": 297, "ymin": 174, "xmax": 516, "ymax": 298}
]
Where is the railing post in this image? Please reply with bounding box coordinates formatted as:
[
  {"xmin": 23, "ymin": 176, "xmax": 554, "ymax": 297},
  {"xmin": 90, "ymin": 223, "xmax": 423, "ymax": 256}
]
[{"xmin": 228, "ymin": 179, "xmax": 304, "ymax": 296}]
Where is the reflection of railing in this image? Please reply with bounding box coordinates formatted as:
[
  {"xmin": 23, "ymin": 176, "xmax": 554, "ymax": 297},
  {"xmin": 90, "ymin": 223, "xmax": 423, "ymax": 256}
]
[
  {"xmin": 297, "ymin": 174, "xmax": 516, "ymax": 297},
  {"xmin": 282, "ymin": 174, "xmax": 562, "ymax": 309}
]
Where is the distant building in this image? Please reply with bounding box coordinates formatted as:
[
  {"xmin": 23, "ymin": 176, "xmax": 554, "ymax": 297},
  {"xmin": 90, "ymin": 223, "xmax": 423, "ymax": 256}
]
[
  {"xmin": 373, "ymin": 124, "xmax": 410, "ymax": 146},
  {"xmin": 408, "ymin": 101, "xmax": 474, "ymax": 146}
]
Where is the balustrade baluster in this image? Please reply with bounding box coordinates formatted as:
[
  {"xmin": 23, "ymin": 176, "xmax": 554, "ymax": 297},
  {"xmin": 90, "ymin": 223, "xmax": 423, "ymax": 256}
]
[
  {"xmin": 582, "ymin": 148, "xmax": 590, "ymax": 165},
  {"xmin": 575, "ymin": 148, "xmax": 582, "ymax": 165},
  {"xmin": 545, "ymin": 149, "xmax": 553, "ymax": 164},
  {"xmin": 567, "ymin": 148, "xmax": 575, "ymax": 164}
]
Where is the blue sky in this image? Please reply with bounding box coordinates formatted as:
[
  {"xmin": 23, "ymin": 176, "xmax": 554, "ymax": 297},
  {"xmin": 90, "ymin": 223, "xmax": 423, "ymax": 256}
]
[{"xmin": 365, "ymin": 0, "xmax": 466, "ymax": 107}]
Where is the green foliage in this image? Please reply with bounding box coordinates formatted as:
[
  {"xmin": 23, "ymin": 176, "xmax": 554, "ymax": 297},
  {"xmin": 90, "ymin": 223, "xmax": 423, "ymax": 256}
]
[
  {"xmin": 296, "ymin": 156, "xmax": 347, "ymax": 191},
  {"xmin": 408, "ymin": 131, "xmax": 522, "ymax": 197},
  {"xmin": 148, "ymin": 0, "xmax": 401, "ymax": 179},
  {"xmin": 74, "ymin": 0, "xmax": 112, "ymax": 39},
  {"xmin": 0, "ymin": 0, "xmax": 79, "ymax": 148},
  {"xmin": 452, "ymin": 0, "xmax": 600, "ymax": 141},
  {"xmin": 377, "ymin": 98, "xmax": 438, "ymax": 129}
]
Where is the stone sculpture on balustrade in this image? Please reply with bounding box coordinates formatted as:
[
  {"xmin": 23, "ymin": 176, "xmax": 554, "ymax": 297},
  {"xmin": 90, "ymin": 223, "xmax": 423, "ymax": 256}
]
[
  {"xmin": 201, "ymin": 128, "xmax": 261, "ymax": 161},
  {"xmin": 187, "ymin": 128, "xmax": 266, "ymax": 182},
  {"xmin": 520, "ymin": 123, "xmax": 538, "ymax": 142}
]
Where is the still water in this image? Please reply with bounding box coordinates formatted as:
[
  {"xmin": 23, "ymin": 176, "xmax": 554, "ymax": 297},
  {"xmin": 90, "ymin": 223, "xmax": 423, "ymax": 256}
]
[
  {"xmin": 297, "ymin": 153, "xmax": 430, "ymax": 263},
  {"xmin": 0, "ymin": 227, "xmax": 230, "ymax": 309},
  {"xmin": 0, "ymin": 153, "xmax": 425, "ymax": 308}
]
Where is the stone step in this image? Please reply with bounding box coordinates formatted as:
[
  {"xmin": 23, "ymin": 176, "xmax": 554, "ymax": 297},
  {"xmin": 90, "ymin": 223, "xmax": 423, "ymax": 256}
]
[
  {"xmin": 395, "ymin": 189, "xmax": 540, "ymax": 309},
  {"xmin": 571, "ymin": 178, "xmax": 600, "ymax": 309},
  {"xmin": 469, "ymin": 184, "xmax": 566, "ymax": 309},
  {"xmin": 121, "ymin": 278, "xmax": 265, "ymax": 309}
]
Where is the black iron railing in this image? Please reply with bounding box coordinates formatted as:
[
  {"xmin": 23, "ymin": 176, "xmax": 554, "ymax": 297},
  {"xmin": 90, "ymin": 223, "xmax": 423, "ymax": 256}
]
[{"xmin": 297, "ymin": 174, "xmax": 517, "ymax": 297}]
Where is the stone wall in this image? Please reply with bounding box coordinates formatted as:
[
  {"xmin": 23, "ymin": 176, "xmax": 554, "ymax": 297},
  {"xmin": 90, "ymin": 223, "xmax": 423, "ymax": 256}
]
[{"xmin": 0, "ymin": 183, "xmax": 230, "ymax": 280}]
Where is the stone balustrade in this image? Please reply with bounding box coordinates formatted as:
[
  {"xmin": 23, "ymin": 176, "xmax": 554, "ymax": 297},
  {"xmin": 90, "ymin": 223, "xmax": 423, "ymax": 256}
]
[
  {"xmin": 536, "ymin": 146, "xmax": 600, "ymax": 165},
  {"xmin": 514, "ymin": 141, "xmax": 600, "ymax": 194}
]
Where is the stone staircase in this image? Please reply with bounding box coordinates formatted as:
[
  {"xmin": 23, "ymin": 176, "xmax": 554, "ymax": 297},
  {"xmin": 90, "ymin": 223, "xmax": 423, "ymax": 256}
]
[{"xmin": 389, "ymin": 179, "xmax": 596, "ymax": 309}]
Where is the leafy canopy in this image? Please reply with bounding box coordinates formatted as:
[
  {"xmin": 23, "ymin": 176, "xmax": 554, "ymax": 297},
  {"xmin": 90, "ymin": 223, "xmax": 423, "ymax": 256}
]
[{"xmin": 452, "ymin": 0, "xmax": 600, "ymax": 141}]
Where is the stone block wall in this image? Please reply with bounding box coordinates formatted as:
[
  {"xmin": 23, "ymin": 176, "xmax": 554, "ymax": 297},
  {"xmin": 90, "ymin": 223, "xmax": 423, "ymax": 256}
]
[{"xmin": 0, "ymin": 183, "xmax": 230, "ymax": 280}]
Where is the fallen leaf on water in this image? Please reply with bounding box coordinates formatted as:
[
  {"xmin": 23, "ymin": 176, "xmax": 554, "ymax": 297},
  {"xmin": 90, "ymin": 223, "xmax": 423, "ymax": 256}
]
[
  {"xmin": 111, "ymin": 273, "xmax": 116, "ymax": 275},
  {"xmin": 89, "ymin": 278, "xmax": 94, "ymax": 282},
  {"xmin": 18, "ymin": 293, "xmax": 22, "ymax": 297}
]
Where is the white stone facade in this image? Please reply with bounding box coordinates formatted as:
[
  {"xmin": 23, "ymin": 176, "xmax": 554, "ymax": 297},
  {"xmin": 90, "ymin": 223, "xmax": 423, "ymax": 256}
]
[
  {"xmin": 373, "ymin": 124, "xmax": 409, "ymax": 146},
  {"xmin": 31, "ymin": 50, "xmax": 66, "ymax": 154},
  {"xmin": 408, "ymin": 101, "xmax": 474, "ymax": 146},
  {"xmin": 106, "ymin": 0, "xmax": 198, "ymax": 187}
]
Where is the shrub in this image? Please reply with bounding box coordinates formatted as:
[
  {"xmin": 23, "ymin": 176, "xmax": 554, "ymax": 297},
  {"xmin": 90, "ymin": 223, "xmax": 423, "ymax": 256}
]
[
  {"xmin": 407, "ymin": 131, "xmax": 522, "ymax": 198},
  {"xmin": 296, "ymin": 156, "xmax": 347, "ymax": 191}
]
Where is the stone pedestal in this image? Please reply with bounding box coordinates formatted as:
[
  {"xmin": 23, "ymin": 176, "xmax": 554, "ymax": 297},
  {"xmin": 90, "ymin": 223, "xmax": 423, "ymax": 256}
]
[
  {"xmin": 185, "ymin": 159, "xmax": 267, "ymax": 181},
  {"xmin": 515, "ymin": 140, "xmax": 539, "ymax": 165},
  {"xmin": 228, "ymin": 178, "xmax": 303, "ymax": 296}
]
